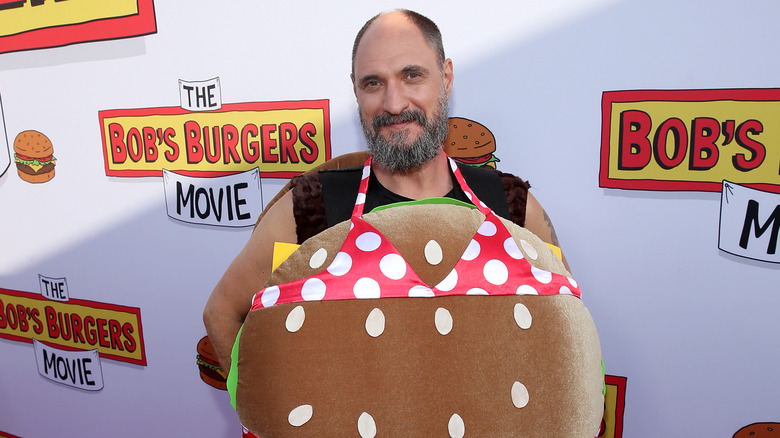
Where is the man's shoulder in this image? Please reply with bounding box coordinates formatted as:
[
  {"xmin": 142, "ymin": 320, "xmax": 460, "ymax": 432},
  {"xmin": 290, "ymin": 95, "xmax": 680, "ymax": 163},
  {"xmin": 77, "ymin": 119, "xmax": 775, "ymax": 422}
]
[
  {"xmin": 317, "ymin": 164, "xmax": 364, "ymax": 191},
  {"xmin": 319, "ymin": 164, "xmax": 364, "ymax": 176},
  {"xmin": 455, "ymin": 162, "xmax": 530, "ymax": 226},
  {"xmin": 456, "ymin": 161, "xmax": 526, "ymax": 183}
]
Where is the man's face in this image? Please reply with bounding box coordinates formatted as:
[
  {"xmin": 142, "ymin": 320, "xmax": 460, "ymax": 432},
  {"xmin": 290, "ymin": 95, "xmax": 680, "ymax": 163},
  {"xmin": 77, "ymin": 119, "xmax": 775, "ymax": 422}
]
[
  {"xmin": 352, "ymin": 13, "xmax": 454, "ymax": 172},
  {"xmin": 359, "ymin": 85, "xmax": 449, "ymax": 173}
]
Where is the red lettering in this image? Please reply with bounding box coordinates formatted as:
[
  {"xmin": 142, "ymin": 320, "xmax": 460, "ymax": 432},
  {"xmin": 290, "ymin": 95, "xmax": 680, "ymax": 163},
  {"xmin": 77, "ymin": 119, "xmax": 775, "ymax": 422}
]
[
  {"xmin": 204, "ymin": 125, "xmax": 221, "ymax": 164},
  {"xmin": 279, "ymin": 122, "xmax": 299, "ymax": 164},
  {"xmin": 109, "ymin": 319, "xmax": 123, "ymax": 351},
  {"xmin": 299, "ymin": 122, "xmax": 318, "ymax": 163},
  {"xmin": 122, "ymin": 323, "xmax": 137, "ymax": 353},
  {"xmin": 618, "ymin": 110, "xmax": 652, "ymax": 170},
  {"xmin": 184, "ymin": 121, "xmax": 204, "ymax": 163},
  {"xmin": 241, "ymin": 124, "xmax": 260, "ymax": 163},
  {"xmin": 142, "ymin": 127, "xmax": 159, "ymax": 162},
  {"xmin": 84, "ymin": 316, "xmax": 98, "ymax": 345},
  {"xmin": 57, "ymin": 312, "xmax": 72, "ymax": 341},
  {"xmin": 689, "ymin": 117, "xmax": 720, "ymax": 170},
  {"xmin": 163, "ymin": 127, "xmax": 179, "ymax": 161},
  {"xmin": 4, "ymin": 303, "xmax": 17, "ymax": 330},
  {"xmin": 261, "ymin": 124, "xmax": 278, "ymax": 162},
  {"xmin": 222, "ymin": 124, "xmax": 241, "ymax": 164},
  {"xmin": 45, "ymin": 306, "xmax": 59, "ymax": 338},
  {"xmin": 652, "ymin": 118, "xmax": 688, "ymax": 170},
  {"xmin": 16, "ymin": 304, "xmax": 28, "ymax": 331},
  {"xmin": 733, "ymin": 120, "xmax": 765, "ymax": 172},
  {"xmin": 31, "ymin": 308, "xmax": 43, "ymax": 334},
  {"xmin": 70, "ymin": 313, "xmax": 86, "ymax": 344},
  {"xmin": 108, "ymin": 123, "xmax": 127, "ymax": 164},
  {"xmin": 126, "ymin": 127, "xmax": 144, "ymax": 162},
  {"xmin": 97, "ymin": 318, "xmax": 110, "ymax": 348}
]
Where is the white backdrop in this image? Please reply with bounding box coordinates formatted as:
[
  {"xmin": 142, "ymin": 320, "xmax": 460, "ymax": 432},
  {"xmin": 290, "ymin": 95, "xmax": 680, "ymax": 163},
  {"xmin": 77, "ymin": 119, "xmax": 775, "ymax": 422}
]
[{"xmin": 1, "ymin": 1, "xmax": 779, "ymax": 436}]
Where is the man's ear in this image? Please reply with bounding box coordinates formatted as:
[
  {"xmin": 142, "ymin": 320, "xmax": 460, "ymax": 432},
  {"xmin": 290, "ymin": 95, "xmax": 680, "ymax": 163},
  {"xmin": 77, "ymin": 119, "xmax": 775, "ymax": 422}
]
[
  {"xmin": 351, "ymin": 73, "xmax": 357, "ymax": 98},
  {"xmin": 442, "ymin": 58, "xmax": 454, "ymax": 99}
]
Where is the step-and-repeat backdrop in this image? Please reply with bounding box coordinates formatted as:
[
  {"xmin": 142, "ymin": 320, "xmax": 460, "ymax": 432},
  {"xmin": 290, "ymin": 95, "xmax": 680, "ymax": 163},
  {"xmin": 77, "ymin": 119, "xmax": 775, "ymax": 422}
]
[{"xmin": 1, "ymin": 1, "xmax": 778, "ymax": 437}]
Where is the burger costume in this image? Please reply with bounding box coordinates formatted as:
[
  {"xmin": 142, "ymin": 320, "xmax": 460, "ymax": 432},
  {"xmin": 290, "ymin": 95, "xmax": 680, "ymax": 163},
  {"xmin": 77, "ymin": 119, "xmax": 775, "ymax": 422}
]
[
  {"xmin": 289, "ymin": 154, "xmax": 529, "ymax": 244},
  {"xmin": 229, "ymin": 155, "xmax": 603, "ymax": 437}
]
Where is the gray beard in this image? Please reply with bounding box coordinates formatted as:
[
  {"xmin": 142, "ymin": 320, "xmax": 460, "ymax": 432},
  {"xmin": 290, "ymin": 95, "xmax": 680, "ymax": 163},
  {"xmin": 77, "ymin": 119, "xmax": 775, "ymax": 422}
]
[{"xmin": 360, "ymin": 91, "xmax": 449, "ymax": 174}]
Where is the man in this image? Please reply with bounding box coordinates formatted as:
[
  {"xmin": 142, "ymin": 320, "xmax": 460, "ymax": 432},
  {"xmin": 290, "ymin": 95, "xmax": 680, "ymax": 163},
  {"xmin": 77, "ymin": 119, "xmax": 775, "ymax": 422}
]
[{"xmin": 203, "ymin": 9, "xmax": 567, "ymax": 371}]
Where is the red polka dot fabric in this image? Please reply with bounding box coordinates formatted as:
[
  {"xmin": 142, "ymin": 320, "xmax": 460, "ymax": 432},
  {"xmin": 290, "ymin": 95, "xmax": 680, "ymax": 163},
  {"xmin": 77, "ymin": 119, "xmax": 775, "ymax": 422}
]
[{"xmin": 251, "ymin": 156, "xmax": 580, "ymax": 312}]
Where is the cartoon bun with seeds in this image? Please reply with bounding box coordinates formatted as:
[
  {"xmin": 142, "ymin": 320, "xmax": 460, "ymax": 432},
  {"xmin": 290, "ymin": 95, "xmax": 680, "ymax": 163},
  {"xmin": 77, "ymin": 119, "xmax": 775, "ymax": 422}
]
[
  {"xmin": 196, "ymin": 336, "xmax": 227, "ymax": 390},
  {"xmin": 230, "ymin": 155, "xmax": 603, "ymax": 437},
  {"xmin": 444, "ymin": 117, "xmax": 499, "ymax": 168},
  {"xmin": 14, "ymin": 130, "xmax": 56, "ymax": 183},
  {"xmin": 734, "ymin": 423, "xmax": 780, "ymax": 438}
]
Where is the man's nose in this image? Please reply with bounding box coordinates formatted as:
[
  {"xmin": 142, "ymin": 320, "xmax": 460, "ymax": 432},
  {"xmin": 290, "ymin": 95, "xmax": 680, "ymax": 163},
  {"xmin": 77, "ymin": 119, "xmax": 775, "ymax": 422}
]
[{"xmin": 382, "ymin": 81, "xmax": 409, "ymax": 115}]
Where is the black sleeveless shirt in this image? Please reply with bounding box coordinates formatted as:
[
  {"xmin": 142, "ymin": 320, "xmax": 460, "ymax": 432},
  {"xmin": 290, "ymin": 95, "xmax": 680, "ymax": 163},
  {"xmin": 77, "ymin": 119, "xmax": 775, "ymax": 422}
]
[{"xmin": 290, "ymin": 162, "xmax": 530, "ymax": 244}]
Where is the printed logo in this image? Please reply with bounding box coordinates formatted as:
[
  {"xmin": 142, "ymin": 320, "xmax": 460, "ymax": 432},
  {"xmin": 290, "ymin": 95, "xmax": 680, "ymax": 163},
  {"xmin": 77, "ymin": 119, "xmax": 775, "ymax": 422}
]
[
  {"xmin": 12, "ymin": 130, "xmax": 56, "ymax": 184},
  {"xmin": 98, "ymin": 100, "xmax": 331, "ymax": 178},
  {"xmin": 0, "ymin": 286, "xmax": 146, "ymax": 366},
  {"xmin": 0, "ymin": 0, "xmax": 156, "ymax": 54},
  {"xmin": 196, "ymin": 335, "xmax": 226, "ymax": 390},
  {"xmin": 600, "ymin": 89, "xmax": 780, "ymax": 193},
  {"xmin": 443, "ymin": 117, "xmax": 500, "ymax": 168}
]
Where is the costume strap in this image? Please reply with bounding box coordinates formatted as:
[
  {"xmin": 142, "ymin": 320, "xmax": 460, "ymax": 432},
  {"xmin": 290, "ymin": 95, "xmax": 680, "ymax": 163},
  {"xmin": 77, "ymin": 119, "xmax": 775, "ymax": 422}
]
[
  {"xmin": 350, "ymin": 154, "xmax": 495, "ymax": 219},
  {"xmin": 350, "ymin": 155, "xmax": 373, "ymax": 219}
]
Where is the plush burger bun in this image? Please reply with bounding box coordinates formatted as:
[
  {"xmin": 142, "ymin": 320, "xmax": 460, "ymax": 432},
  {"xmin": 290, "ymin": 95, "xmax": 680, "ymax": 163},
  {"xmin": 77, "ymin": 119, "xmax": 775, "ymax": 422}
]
[
  {"xmin": 235, "ymin": 203, "xmax": 603, "ymax": 437},
  {"xmin": 196, "ymin": 336, "xmax": 227, "ymax": 390},
  {"xmin": 444, "ymin": 117, "xmax": 499, "ymax": 168},
  {"xmin": 14, "ymin": 130, "xmax": 55, "ymax": 183}
]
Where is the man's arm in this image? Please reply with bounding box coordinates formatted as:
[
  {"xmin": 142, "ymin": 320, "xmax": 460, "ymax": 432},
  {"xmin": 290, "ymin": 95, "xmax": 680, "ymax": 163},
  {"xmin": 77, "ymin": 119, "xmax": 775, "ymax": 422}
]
[
  {"xmin": 202, "ymin": 191, "xmax": 297, "ymax": 371},
  {"xmin": 523, "ymin": 192, "xmax": 572, "ymax": 273}
]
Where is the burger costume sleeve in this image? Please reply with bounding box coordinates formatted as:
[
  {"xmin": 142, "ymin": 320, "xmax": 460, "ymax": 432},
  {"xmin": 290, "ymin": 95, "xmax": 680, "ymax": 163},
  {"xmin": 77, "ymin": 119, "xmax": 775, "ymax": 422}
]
[{"xmin": 290, "ymin": 160, "xmax": 531, "ymax": 244}]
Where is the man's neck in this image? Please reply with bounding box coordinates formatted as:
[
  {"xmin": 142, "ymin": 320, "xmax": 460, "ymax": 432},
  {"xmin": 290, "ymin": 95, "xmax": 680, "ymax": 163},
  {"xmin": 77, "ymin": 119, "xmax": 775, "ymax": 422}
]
[{"xmin": 371, "ymin": 150, "xmax": 453, "ymax": 200}]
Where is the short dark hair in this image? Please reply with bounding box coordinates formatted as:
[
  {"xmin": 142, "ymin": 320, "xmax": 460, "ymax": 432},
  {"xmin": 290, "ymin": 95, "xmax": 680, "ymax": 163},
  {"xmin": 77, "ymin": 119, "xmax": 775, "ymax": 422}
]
[{"xmin": 351, "ymin": 9, "xmax": 446, "ymax": 75}]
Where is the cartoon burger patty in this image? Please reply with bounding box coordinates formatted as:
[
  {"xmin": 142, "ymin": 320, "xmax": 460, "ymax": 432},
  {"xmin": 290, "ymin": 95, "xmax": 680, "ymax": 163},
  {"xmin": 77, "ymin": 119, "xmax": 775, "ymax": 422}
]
[
  {"xmin": 444, "ymin": 117, "xmax": 499, "ymax": 168},
  {"xmin": 196, "ymin": 336, "xmax": 227, "ymax": 390},
  {"xmin": 14, "ymin": 130, "xmax": 56, "ymax": 183}
]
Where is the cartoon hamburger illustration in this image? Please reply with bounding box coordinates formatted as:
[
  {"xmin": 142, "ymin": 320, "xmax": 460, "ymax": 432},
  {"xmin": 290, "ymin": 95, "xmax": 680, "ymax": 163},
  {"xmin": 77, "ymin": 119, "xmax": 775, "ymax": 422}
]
[
  {"xmin": 196, "ymin": 335, "xmax": 227, "ymax": 390},
  {"xmin": 444, "ymin": 117, "xmax": 499, "ymax": 168},
  {"xmin": 734, "ymin": 422, "xmax": 780, "ymax": 438},
  {"xmin": 14, "ymin": 130, "xmax": 56, "ymax": 183}
]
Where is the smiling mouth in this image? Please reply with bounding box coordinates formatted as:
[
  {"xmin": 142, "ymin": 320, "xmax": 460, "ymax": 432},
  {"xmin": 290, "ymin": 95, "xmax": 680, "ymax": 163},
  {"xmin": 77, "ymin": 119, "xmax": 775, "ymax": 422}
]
[
  {"xmin": 383, "ymin": 120, "xmax": 416, "ymax": 130},
  {"xmin": 373, "ymin": 109, "xmax": 427, "ymax": 132}
]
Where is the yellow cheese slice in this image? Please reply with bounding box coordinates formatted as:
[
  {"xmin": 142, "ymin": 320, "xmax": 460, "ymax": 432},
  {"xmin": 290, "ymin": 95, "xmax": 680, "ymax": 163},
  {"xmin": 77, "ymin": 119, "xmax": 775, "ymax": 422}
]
[{"xmin": 272, "ymin": 242, "xmax": 300, "ymax": 271}]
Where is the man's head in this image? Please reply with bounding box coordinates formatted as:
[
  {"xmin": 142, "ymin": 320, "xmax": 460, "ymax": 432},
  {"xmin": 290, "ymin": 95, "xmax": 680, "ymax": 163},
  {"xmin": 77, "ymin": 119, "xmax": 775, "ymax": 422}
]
[
  {"xmin": 351, "ymin": 10, "xmax": 445, "ymax": 77},
  {"xmin": 351, "ymin": 10, "xmax": 454, "ymax": 173}
]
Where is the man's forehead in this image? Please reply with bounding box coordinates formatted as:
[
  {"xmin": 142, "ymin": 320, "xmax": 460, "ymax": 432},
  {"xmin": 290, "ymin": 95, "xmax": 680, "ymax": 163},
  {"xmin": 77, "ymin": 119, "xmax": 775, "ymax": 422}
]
[{"xmin": 353, "ymin": 13, "xmax": 438, "ymax": 75}]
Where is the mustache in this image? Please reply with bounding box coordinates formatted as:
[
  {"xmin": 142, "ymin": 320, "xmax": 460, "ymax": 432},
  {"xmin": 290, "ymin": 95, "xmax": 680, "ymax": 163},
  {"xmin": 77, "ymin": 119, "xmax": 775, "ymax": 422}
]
[{"xmin": 372, "ymin": 109, "xmax": 427, "ymax": 132}]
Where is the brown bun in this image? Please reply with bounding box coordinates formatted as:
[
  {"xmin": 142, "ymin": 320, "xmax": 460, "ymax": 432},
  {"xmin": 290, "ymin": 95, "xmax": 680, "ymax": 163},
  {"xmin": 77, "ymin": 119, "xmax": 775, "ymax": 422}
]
[
  {"xmin": 734, "ymin": 423, "xmax": 780, "ymax": 438},
  {"xmin": 444, "ymin": 117, "xmax": 498, "ymax": 168},
  {"xmin": 14, "ymin": 130, "xmax": 55, "ymax": 183},
  {"xmin": 196, "ymin": 336, "xmax": 227, "ymax": 390},
  {"xmin": 236, "ymin": 204, "xmax": 602, "ymax": 437}
]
